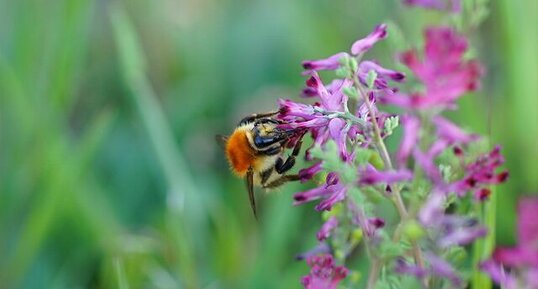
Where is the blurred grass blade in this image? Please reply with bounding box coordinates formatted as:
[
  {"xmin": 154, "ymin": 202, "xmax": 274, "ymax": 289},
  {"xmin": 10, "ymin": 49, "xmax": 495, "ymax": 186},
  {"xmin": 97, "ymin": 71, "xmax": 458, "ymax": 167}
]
[
  {"xmin": 110, "ymin": 4, "xmax": 201, "ymax": 289},
  {"xmin": 114, "ymin": 258, "xmax": 130, "ymax": 289},
  {"xmin": 109, "ymin": 2, "xmax": 196, "ymax": 213},
  {"xmin": 472, "ymin": 187, "xmax": 495, "ymax": 289}
]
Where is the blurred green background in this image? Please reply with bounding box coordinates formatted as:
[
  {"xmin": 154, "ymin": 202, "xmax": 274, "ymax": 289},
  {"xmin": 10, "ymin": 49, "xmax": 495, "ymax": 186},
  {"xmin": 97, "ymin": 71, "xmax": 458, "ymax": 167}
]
[{"xmin": 0, "ymin": 0, "xmax": 536, "ymax": 288}]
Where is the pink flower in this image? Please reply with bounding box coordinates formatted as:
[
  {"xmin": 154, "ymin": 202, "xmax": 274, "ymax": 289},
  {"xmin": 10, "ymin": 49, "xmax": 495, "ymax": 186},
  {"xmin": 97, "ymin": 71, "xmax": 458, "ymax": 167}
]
[
  {"xmin": 448, "ymin": 146, "xmax": 509, "ymax": 197},
  {"xmin": 301, "ymin": 24, "xmax": 389, "ymax": 73},
  {"xmin": 480, "ymin": 260, "xmax": 518, "ymax": 289},
  {"xmin": 302, "ymin": 52, "xmax": 349, "ymax": 72},
  {"xmin": 351, "ymin": 24, "xmax": 388, "ymax": 55},
  {"xmin": 493, "ymin": 197, "xmax": 538, "ymax": 267},
  {"xmin": 395, "ymin": 252, "xmax": 463, "ymax": 286},
  {"xmin": 382, "ymin": 27, "xmax": 483, "ymax": 110},
  {"xmin": 433, "ymin": 116, "xmax": 480, "ymax": 144},
  {"xmin": 397, "ymin": 115, "xmax": 421, "ymax": 166},
  {"xmin": 358, "ymin": 165, "xmax": 413, "ymax": 185},
  {"xmin": 358, "ymin": 60, "xmax": 405, "ymax": 89},
  {"xmin": 317, "ymin": 216, "xmax": 339, "ymax": 241},
  {"xmin": 482, "ymin": 197, "xmax": 538, "ymax": 289},
  {"xmin": 302, "ymin": 255, "xmax": 348, "ymax": 289},
  {"xmin": 293, "ymin": 172, "xmax": 348, "ymax": 211},
  {"xmin": 299, "ymin": 162, "xmax": 323, "ymax": 182}
]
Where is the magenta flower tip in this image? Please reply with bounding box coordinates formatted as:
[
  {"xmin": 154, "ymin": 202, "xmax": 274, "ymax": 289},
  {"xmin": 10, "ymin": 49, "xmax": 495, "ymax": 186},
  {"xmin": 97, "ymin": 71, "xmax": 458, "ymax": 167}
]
[
  {"xmin": 317, "ymin": 216, "xmax": 339, "ymax": 241},
  {"xmin": 299, "ymin": 162, "xmax": 323, "ymax": 182},
  {"xmin": 351, "ymin": 24, "xmax": 388, "ymax": 55}
]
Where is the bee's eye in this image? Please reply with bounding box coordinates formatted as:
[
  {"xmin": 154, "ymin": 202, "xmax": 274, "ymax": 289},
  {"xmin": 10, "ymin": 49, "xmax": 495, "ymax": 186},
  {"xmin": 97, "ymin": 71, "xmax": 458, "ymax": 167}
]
[{"xmin": 254, "ymin": 134, "xmax": 279, "ymax": 148}]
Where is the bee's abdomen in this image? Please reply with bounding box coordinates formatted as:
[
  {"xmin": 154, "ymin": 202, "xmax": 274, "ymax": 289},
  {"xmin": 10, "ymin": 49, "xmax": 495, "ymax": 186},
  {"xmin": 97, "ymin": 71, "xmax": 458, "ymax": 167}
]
[{"xmin": 225, "ymin": 130, "xmax": 255, "ymax": 176}]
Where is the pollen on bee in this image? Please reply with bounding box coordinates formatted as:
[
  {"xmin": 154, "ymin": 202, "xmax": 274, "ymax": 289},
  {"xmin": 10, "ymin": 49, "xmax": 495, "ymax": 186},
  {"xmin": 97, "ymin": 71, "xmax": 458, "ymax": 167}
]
[{"xmin": 225, "ymin": 130, "xmax": 255, "ymax": 176}]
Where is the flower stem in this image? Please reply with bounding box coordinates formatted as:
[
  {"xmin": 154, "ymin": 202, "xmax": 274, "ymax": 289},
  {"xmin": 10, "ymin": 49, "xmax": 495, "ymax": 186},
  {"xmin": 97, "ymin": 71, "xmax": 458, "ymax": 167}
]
[
  {"xmin": 351, "ymin": 71, "xmax": 426, "ymax": 278},
  {"xmin": 366, "ymin": 259, "xmax": 382, "ymax": 289}
]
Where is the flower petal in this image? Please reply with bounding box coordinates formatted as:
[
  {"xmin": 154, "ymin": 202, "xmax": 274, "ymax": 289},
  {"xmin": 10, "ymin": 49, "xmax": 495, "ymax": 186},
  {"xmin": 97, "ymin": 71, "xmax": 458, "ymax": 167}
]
[
  {"xmin": 351, "ymin": 24, "xmax": 388, "ymax": 55},
  {"xmin": 303, "ymin": 52, "xmax": 349, "ymax": 72}
]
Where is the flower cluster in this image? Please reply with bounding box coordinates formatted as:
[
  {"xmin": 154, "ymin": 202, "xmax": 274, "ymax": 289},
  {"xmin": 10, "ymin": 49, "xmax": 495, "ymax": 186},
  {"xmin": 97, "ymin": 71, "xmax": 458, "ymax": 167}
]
[
  {"xmin": 277, "ymin": 15, "xmax": 508, "ymax": 289},
  {"xmin": 481, "ymin": 197, "xmax": 538, "ymax": 289},
  {"xmin": 301, "ymin": 255, "xmax": 349, "ymax": 289}
]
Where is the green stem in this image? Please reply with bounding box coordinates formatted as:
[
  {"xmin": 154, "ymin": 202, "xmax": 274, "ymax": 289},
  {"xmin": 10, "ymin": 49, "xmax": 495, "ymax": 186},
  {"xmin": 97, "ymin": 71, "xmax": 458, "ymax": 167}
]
[
  {"xmin": 350, "ymin": 70, "xmax": 426, "ymax": 285},
  {"xmin": 366, "ymin": 259, "xmax": 382, "ymax": 289}
]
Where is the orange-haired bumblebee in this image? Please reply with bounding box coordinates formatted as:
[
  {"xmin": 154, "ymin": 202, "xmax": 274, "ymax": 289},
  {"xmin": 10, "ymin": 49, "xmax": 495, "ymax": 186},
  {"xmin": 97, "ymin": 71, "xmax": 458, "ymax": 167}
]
[{"xmin": 217, "ymin": 111, "xmax": 305, "ymax": 219}]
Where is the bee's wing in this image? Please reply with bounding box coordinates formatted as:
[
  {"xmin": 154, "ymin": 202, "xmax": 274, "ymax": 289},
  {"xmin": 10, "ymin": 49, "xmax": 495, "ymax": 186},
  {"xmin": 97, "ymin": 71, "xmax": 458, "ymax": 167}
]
[
  {"xmin": 246, "ymin": 168, "xmax": 258, "ymax": 220},
  {"xmin": 215, "ymin": 134, "xmax": 228, "ymax": 150}
]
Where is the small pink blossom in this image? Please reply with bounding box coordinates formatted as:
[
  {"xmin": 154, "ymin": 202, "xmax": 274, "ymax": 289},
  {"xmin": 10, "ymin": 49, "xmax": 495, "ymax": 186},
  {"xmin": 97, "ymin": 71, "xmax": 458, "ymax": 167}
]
[
  {"xmin": 302, "ymin": 255, "xmax": 348, "ymax": 289},
  {"xmin": 302, "ymin": 52, "xmax": 349, "ymax": 72},
  {"xmin": 351, "ymin": 24, "xmax": 388, "ymax": 55},
  {"xmin": 317, "ymin": 216, "xmax": 339, "ymax": 241},
  {"xmin": 382, "ymin": 27, "xmax": 483, "ymax": 110},
  {"xmin": 293, "ymin": 172, "xmax": 348, "ymax": 211}
]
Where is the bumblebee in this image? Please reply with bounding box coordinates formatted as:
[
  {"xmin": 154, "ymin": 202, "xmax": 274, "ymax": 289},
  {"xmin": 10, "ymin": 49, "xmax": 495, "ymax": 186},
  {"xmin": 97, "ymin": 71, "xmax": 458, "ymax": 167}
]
[{"xmin": 217, "ymin": 111, "xmax": 304, "ymax": 219}]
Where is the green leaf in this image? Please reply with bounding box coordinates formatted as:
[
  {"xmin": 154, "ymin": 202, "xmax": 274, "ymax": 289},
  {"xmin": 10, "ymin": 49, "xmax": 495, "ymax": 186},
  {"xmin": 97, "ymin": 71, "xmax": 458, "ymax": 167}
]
[
  {"xmin": 355, "ymin": 147, "xmax": 373, "ymax": 165},
  {"xmin": 367, "ymin": 70, "xmax": 378, "ymax": 89},
  {"xmin": 369, "ymin": 151, "xmax": 385, "ymax": 170},
  {"xmin": 343, "ymin": 86, "xmax": 359, "ymax": 99},
  {"xmin": 383, "ymin": 116, "xmax": 399, "ymax": 136}
]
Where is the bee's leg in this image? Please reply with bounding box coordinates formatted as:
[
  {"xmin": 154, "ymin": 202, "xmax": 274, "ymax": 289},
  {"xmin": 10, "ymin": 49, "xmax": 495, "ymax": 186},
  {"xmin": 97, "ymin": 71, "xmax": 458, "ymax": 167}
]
[
  {"xmin": 260, "ymin": 168, "xmax": 274, "ymax": 184},
  {"xmin": 275, "ymin": 139, "xmax": 303, "ymax": 174},
  {"xmin": 254, "ymin": 118, "xmax": 283, "ymax": 125},
  {"xmin": 262, "ymin": 174, "xmax": 300, "ymax": 189},
  {"xmin": 262, "ymin": 145, "xmax": 282, "ymax": 156},
  {"xmin": 239, "ymin": 111, "xmax": 279, "ymax": 126}
]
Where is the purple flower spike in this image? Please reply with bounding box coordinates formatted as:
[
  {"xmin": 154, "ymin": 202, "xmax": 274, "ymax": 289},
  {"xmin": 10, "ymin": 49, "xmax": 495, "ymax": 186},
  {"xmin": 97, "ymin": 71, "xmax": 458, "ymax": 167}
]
[
  {"xmin": 426, "ymin": 253, "xmax": 462, "ymax": 286},
  {"xmin": 482, "ymin": 197, "xmax": 538, "ymax": 289},
  {"xmin": 396, "ymin": 253, "xmax": 463, "ymax": 286},
  {"xmin": 299, "ymin": 162, "xmax": 323, "ymax": 182},
  {"xmin": 384, "ymin": 27, "xmax": 483, "ymax": 110},
  {"xmin": 397, "ymin": 115, "xmax": 421, "ymax": 166},
  {"xmin": 351, "ymin": 24, "xmax": 388, "ymax": 55},
  {"xmin": 493, "ymin": 197, "xmax": 538, "ymax": 268},
  {"xmin": 414, "ymin": 148, "xmax": 443, "ymax": 184},
  {"xmin": 317, "ymin": 216, "xmax": 339, "ymax": 241},
  {"xmin": 278, "ymin": 99, "xmax": 316, "ymax": 120},
  {"xmin": 419, "ymin": 192, "xmax": 445, "ymax": 226},
  {"xmin": 516, "ymin": 197, "xmax": 538, "ymax": 247},
  {"xmin": 394, "ymin": 258, "xmax": 428, "ymax": 278},
  {"xmin": 315, "ymin": 184, "xmax": 347, "ymax": 211},
  {"xmin": 438, "ymin": 218, "xmax": 487, "ymax": 247},
  {"xmin": 294, "ymin": 186, "xmax": 331, "ymax": 206},
  {"xmin": 433, "ymin": 116, "xmax": 480, "ymax": 144},
  {"xmin": 368, "ymin": 217, "xmax": 385, "ymax": 229},
  {"xmin": 448, "ymin": 146, "xmax": 508, "ymax": 197},
  {"xmin": 358, "ymin": 61, "xmax": 406, "ymax": 85},
  {"xmin": 302, "ymin": 255, "xmax": 348, "ymax": 289},
  {"xmin": 329, "ymin": 118, "xmax": 351, "ymax": 161},
  {"xmin": 278, "ymin": 99, "xmax": 328, "ymax": 130},
  {"xmin": 303, "ymin": 52, "xmax": 349, "ymax": 72},
  {"xmin": 358, "ymin": 165, "xmax": 413, "ymax": 185},
  {"xmin": 294, "ymin": 173, "xmax": 348, "ymax": 211},
  {"xmin": 480, "ymin": 260, "xmax": 518, "ymax": 289},
  {"xmin": 474, "ymin": 188, "xmax": 491, "ymax": 201}
]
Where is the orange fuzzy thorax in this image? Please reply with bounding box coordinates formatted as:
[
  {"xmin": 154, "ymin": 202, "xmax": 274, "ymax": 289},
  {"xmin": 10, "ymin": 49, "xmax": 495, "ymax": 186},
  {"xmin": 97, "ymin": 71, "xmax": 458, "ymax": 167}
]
[{"xmin": 225, "ymin": 129, "xmax": 255, "ymax": 176}]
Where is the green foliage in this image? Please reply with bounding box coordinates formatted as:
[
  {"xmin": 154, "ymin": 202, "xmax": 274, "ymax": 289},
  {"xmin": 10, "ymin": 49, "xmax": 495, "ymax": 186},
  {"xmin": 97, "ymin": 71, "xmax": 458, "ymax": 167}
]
[
  {"xmin": 383, "ymin": 116, "xmax": 399, "ymax": 137},
  {"xmin": 367, "ymin": 70, "xmax": 379, "ymax": 89}
]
